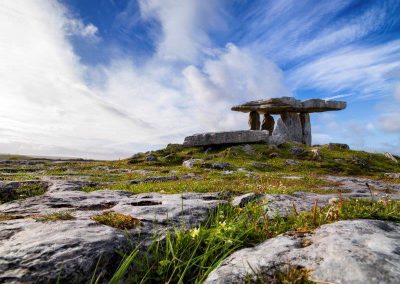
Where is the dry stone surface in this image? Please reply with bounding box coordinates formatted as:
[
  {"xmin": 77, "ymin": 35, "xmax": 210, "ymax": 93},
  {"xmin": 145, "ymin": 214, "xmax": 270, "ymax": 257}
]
[
  {"xmin": 0, "ymin": 180, "xmax": 227, "ymax": 283},
  {"xmin": 205, "ymin": 220, "xmax": 400, "ymax": 284}
]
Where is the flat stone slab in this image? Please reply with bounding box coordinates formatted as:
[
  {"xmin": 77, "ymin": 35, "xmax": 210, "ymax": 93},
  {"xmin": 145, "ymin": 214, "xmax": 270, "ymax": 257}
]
[
  {"xmin": 0, "ymin": 180, "xmax": 227, "ymax": 283},
  {"xmin": 183, "ymin": 130, "xmax": 285, "ymax": 147},
  {"xmin": 205, "ymin": 220, "xmax": 400, "ymax": 284},
  {"xmin": 231, "ymin": 96, "xmax": 346, "ymax": 114}
]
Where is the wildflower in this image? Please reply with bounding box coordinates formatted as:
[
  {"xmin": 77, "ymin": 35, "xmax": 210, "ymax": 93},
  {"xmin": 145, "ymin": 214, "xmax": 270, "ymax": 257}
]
[
  {"xmin": 189, "ymin": 227, "xmax": 200, "ymax": 239},
  {"xmin": 219, "ymin": 221, "xmax": 226, "ymax": 228}
]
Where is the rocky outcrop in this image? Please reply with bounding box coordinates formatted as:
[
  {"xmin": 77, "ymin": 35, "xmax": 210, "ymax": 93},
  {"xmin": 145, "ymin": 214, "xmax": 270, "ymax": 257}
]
[
  {"xmin": 205, "ymin": 220, "xmax": 400, "ymax": 284},
  {"xmin": 183, "ymin": 130, "xmax": 286, "ymax": 147},
  {"xmin": 0, "ymin": 180, "xmax": 227, "ymax": 283}
]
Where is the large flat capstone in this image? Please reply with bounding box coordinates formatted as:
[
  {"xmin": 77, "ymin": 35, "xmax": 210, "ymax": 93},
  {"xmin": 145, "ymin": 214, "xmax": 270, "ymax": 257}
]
[
  {"xmin": 183, "ymin": 130, "xmax": 286, "ymax": 147},
  {"xmin": 231, "ymin": 97, "xmax": 346, "ymax": 114}
]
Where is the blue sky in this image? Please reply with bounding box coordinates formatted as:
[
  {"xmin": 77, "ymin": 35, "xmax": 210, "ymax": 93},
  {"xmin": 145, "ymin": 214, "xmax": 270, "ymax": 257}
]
[{"xmin": 0, "ymin": 0, "xmax": 399, "ymax": 159}]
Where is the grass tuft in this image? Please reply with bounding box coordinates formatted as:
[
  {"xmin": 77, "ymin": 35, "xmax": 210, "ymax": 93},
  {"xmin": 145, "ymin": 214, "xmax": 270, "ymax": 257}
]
[
  {"xmin": 35, "ymin": 211, "xmax": 75, "ymax": 222},
  {"xmin": 0, "ymin": 183, "xmax": 46, "ymax": 203},
  {"xmin": 91, "ymin": 211, "xmax": 141, "ymax": 230},
  {"xmin": 110, "ymin": 199, "xmax": 400, "ymax": 283}
]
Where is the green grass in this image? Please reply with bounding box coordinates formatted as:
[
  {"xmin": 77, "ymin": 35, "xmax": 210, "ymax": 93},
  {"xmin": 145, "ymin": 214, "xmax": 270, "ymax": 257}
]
[
  {"xmin": 108, "ymin": 199, "xmax": 400, "ymax": 283},
  {"xmin": 0, "ymin": 183, "xmax": 46, "ymax": 203},
  {"xmin": 92, "ymin": 211, "xmax": 141, "ymax": 230},
  {"xmin": 34, "ymin": 211, "xmax": 75, "ymax": 222}
]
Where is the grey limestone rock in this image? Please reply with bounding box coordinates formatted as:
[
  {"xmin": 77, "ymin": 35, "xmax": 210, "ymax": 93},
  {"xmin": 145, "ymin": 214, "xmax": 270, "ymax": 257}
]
[
  {"xmin": 205, "ymin": 220, "xmax": 400, "ymax": 284},
  {"xmin": 0, "ymin": 180, "xmax": 227, "ymax": 283},
  {"xmin": 300, "ymin": 113, "xmax": 311, "ymax": 145},
  {"xmin": 183, "ymin": 130, "xmax": 285, "ymax": 147},
  {"xmin": 182, "ymin": 159, "xmax": 204, "ymax": 168}
]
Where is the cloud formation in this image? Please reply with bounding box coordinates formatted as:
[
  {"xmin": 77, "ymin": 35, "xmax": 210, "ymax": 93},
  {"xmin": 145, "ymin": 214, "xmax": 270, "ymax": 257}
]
[
  {"xmin": 0, "ymin": 0, "xmax": 399, "ymax": 158},
  {"xmin": 0, "ymin": 0, "xmax": 288, "ymax": 158}
]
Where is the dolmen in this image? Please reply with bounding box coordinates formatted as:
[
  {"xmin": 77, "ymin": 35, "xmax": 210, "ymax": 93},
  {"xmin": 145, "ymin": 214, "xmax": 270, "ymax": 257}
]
[{"xmin": 183, "ymin": 97, "xmax": 346, "ymax": 147}]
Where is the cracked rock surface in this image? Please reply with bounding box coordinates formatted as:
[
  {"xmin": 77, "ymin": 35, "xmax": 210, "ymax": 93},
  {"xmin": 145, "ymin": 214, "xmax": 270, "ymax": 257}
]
[
  {"xmin": 205, "ymin": 219, "xmax": 400, "ymax": 284},
  {"xmin": 0, "ymin": 180, "xmax": 227, "ymax": 283}
]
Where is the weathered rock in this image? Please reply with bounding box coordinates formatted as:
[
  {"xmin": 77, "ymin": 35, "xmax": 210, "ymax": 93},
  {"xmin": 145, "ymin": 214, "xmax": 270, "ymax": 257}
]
[
  {"xmin": 385, "ymin": 173, "xmax": 400, "ymax": 179},
  {"xmin": 129, "ymin": 175, "xmax": 179, "ymax": 184},
  {"xmin": 269, "ymin": 152, "xmax": 279, "ymax": 158},
  {"xmin": 241, "ymin": 144, "xmax": 255, "ymax": 155},
  {"xmin": 182, "ymin": 159, "xmax": 204, "ymax": 169},
  {"xmin": 281, "ymin": 112, "xmax": 302, "ymax": 142},
  {"xmin": 261, "ymin": 113, "xmax": 275, "ymax": 135},
  {"xmin": 310, "ymin": 148, "xmax": 322, "ymax": 161},
  {"xmin": 205, "ymin": 220, "xmax": 400, "ymax": 284},
  {"xmin": 231, "ymin": 97, "xmax": 347, "ymax": 114},
  {"xmin": 248, "ymin": 111, "xmax": 260, "ymax": 130},
  {"xmin": 0, "ymin": 180, "xmax": 227, "ymax": 283},
  {"xmin": 201, "ymin": 162, "xmax": 233, "ymax": 170},
  {"xmin": 300, "ymin": 113, "xmax": 311, "ymax": 145},
  {"xmin": 231, "ymin": 193, "xmax": 263, "ymax": 207},
  {"xmin": 328, "ymin": 143, "xmax": 350, "ymax": 150},
  {"xmin": 250, "ymin": 162, "xmax": 271, "ymax": 169},
  {"xmin": 285, "ymin": 159, "xmax": 300, "ymax": 166},
  {"xmin": 384, "ymin": 152, "xmax": 398, "ymax": 163},
  {"xmin": 145, "ymin": 155, "xmax": 157, "ymax": 161},
  {"xmin": 290, "ymin": 145, "xmax": 305, "ymax": 157},
  {"xmin": 183, "ymin": 130, "xmax": 285, "ymax": 147}
]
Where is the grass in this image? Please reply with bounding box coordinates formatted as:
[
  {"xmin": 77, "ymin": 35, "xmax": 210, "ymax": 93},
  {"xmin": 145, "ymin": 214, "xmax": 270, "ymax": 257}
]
[
  {"xmin": 108, "ymin": 198, "xmax": 400, "ymax": 283},
  {"xmin": 34, "ymin": 211, "xmax": 75, "ymax": 222},
  {"xmin": 92, "ymin": 211, "xmax": 141, "ymax": 230},
  {"xmin": 251, "ymin": 265, "xmax": 314, "ymax": 284},
  {"xmin": 0, "ymin": 214, "xmax": 21, "ymax": 222},
  {"xmin": 2, "ymin": 142, "xmax": 399, "ymax": 196},
  {"xmin": 0, "ymin": 183, "xmax": 46, "ymax": 203}
]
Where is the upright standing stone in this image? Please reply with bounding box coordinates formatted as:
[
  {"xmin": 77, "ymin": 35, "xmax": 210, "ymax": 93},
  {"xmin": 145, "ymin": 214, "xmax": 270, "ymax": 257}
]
[
  {"xmin": 280, "ymin": 112, "xmax": 302, "ymax": 143},
  {"xmin": 300, "ymin": 113, "xmax": 311, "ymax": 146},
  {"xmin": 248, "ymin": 111, "xmax": 260, "ymax": 130},
  {"xmin": 261, "ymin": 114, "xmax": 275, "ymax": 135},
  {"xmin": 273, "ymin": 117, "xmax": 290, "ymax": 140}
]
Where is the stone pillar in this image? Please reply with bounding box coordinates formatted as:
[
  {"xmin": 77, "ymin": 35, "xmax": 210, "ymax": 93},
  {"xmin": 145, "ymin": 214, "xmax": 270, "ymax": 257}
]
[
  {"xmin": 261, "ymin": 113, "xmax": 275, "ymax": 136},
  {"xmin": 300, "ymin": 113, "xmax": 311, "ymax": 146},
  {"xmin": 279, "ymin": 112, "xmax": 302, "ymax": 143},
  {"xmin": 248, "ymin": 111, "xmax": 260, "ymax": 130}
]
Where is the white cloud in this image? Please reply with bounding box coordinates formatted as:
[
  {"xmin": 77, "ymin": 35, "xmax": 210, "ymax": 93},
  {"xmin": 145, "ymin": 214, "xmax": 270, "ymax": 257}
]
[
  {"xmin": 379, "ymin": 113, "xmax": 400, "ymax": 133},
  {"xmin": 0, "ymin": 0, "xmax": 288, "ymax": 159},
  {"xmin": 138, "ymin": 0, "xmax": 224, "ymax": 62},
  {"xmin": 395, "ymin": 84, "xmax": 400, "ymax": 101},
  {"xmin": 182, "ymin": 44, "xmax": 290, "ymax": 130},
  {"xmin": 288, "ymin": 41, "xmax": 400, "ymax": 99},
  {"xmin": 65, "ymin": 19, "xmax": 98, "ymax": 39}
]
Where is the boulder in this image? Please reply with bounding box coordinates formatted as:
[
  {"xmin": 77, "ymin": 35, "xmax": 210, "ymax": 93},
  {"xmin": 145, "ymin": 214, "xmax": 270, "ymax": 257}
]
[
  {"xmin": 205, "ymin": 220, "xmax": 400, "ymax": 284},
  {"xmin": 328, "ymin": 143, "xmax": 350, "ymax": 150},
  {"xmin": 201, "ymin": 162, "xmax": 233, "ymax": 170},
  {"xmin": 182, "ymin": 159, "xmax": 204, "ymax": 169},
  {"xmin": 285, "ymin": 159, "xmax": 300, "ymax": 166},
  {"xmin": 384, "ymin": 152, "xmax": 398, "ymax": 163},
  {"xmin": 241, "ymin": 144, "xmax": 255, "ymax": 155},
  {"xmin": 250, "ymin": 162, "xmax": 271, "ymax": 169}
]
